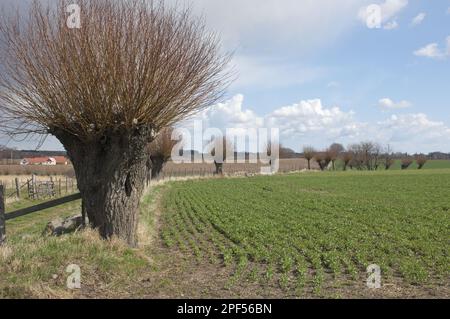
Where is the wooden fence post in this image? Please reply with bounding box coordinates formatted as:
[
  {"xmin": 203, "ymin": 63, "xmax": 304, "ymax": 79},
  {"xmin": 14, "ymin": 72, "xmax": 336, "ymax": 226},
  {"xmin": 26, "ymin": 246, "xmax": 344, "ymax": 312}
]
[
  {"xmin": 15, "ymin": 178, "xmax": 20, "ymax": 199},
  {"xmin": 0, "ymin": 185, "xmax": 6, "ymax": 245},
  {"xmin": 27, "ymin": 179, "xmax": 31, "ymax": 200},
  {"xmin": 32, "ymin": 174, "xmax": 37, "ymax": 200}
]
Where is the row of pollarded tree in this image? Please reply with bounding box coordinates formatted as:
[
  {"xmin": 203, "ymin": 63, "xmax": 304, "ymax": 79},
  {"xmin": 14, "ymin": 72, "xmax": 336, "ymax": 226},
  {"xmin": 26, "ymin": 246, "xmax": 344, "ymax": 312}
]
[
  {"xmin": 146, "ymin": 127, "xmax": 179, "ymax": 180},
  {"xmin": 148, "ymin": 134, "xmax": 293, "ymax": 178},
  {"xmin": 303, "ymin": 142, "xmax": 428, "ymax": 171}
]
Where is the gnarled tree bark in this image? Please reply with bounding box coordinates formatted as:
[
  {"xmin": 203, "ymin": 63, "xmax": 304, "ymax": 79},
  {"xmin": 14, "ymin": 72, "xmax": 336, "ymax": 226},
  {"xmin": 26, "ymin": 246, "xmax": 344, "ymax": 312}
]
[{"xmin": 51, "ymin": 125, "xmax": 153, "ymax": 247}]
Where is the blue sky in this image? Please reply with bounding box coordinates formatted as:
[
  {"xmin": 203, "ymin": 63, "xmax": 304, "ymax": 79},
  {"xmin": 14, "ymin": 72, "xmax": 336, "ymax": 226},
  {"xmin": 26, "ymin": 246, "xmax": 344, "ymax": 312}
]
[{"xmin": 1, "ymin": 0, "xmax": 450, "ymax": 153}]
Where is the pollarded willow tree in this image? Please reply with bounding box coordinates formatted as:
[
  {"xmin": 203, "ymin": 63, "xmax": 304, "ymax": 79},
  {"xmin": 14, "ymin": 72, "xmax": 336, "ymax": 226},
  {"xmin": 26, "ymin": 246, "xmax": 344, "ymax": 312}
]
[
  {"xmin": 0, "ymin": 0, "xmax": 231, "ymax": 246},
  {"xmin": 302, "ymin": 146, "xmax": 315, "ymax": 170},
  {"xmin": 147, "ymin": 127, "xmax": 178, "ymax": 179},
  {"xmin": 210, "ymin": 136, "xmax": 234, "ymax": 175}
]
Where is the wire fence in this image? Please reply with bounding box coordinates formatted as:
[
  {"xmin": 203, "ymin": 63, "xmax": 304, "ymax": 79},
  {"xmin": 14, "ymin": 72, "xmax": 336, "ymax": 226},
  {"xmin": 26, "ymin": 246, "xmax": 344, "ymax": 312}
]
[
  {"xmin": 154, "ymin": 159, "xmax": 313, "ymax": 182},
  {"xmin": 0, "ymin": 176, "xmax": 77, "ymax": 202}
]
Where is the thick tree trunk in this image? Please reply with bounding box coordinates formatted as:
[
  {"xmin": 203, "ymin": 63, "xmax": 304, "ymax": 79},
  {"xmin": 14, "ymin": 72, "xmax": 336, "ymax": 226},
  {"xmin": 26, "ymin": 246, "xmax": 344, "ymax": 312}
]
[
  {"xmin": 307, "ymin": 159, "xmax": 311, "ymax": 170},
  {"xmin": 51, "ymin": 126, "xmax": 153, "ymax": 246},
  {"xmin": 316, "ymin": 161, "xmax": 323, "ymax": 171},
  {"xmin": 214, "ymin": 161, "xmax": 223, "ymax": 175},
  {"xmin": 150, "ymin": 156, "xmax": 165, "ymax": 179}
]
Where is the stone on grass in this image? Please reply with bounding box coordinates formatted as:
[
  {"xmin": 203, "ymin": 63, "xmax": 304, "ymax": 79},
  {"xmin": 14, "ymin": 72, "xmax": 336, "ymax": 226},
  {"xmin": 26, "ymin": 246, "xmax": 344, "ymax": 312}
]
[{"xmin": 43, "ymin": 215, "xmax": 84, "ymax": 236}]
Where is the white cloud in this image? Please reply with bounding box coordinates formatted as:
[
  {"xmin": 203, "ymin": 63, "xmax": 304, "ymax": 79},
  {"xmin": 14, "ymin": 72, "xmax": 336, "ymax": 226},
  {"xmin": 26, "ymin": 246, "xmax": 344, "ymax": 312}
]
[
  {"xmin": 358, "ymin": 0, "xmax": 408, "ymax": 29},
  {"xmin": 165, "ymin": 1, "xmax": 371, "ymax": 90},
  {"xmin": 185, "ymin": 94, "xmax": 263, "ymax": 130},
  {"xmin": 414, "ymin": 43, "xmax": 443, "ymax": 58},
  {"xmin": 414, "ymin": 37, "xmax": 449, "ymax": 59},
  {"xmin": 172, "ymin": 0, "xmax": 370, "ymax": 53},
  {"xmin": 206, "ymin": 95, "xmax": 263, "ymax": 129},
  {"xmin": 375, "ymin": 114, "xmax": 450, "ymax": 153},
  {"xmin": 180, "ymin": 95, "xmax": 450, "ymax": 153},
  {"xmin": 378, "ymin": 0, "xmax": 409, "ymax": 20},
  {"xmin": 411, "ymin": 12, "xmax": 426, "ymax": 26},
  {"xmin": 180, "ymin": 95, "xmax": 363, "ymax": 149},
  {"xmin": 383, "ymin": 20, "xmax": 399, "ymax": 30},
  {"xmin": 265, "ymin": 99, "xmax": 363, "ymax": 144},
  {"xmin": 378, "ymin": 98, "xmax": 412, "ymax": 109},
  {"xmin": 447, "ymin": 7, "xmax": 450, "ymax": 15}
]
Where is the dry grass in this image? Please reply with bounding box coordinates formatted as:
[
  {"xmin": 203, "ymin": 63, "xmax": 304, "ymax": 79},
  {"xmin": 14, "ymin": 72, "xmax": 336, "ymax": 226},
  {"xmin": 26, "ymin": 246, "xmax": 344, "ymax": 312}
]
[
  {"xmin": 0, "ymin": 228, "xmax": 151, "ymax": 299},
  {"xmin": 0, "ymin": 165, "xmax": 75, "ymax": 177},
  {"xmin": 0, "ymin": 158, "xmax": 316, "ymax": 180},
  {"xmin": 159, "ymin": 158, "xmax": 318, "ymax": 179},
  {"xmin": 0, "ymin": 188, "xmax": 155, "ymax": 299}
]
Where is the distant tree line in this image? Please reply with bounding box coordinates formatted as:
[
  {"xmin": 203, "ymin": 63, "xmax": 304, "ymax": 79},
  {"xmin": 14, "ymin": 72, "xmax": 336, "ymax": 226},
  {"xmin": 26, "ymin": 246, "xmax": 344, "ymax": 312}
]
[
  {"xmin": 301, "ymin": 142, "xmax": 440, "ymax": 171},
  {"xmin": 2, "ymin": 141, "xmax": 449, "ymax": 172}
]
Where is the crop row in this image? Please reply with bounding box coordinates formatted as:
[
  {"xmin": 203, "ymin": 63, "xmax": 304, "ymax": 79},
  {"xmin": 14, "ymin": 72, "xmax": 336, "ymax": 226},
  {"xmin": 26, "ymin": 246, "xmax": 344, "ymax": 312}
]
[{"xmin": 159, "ymin": 170, "xmax": 450, "ymax": 294}]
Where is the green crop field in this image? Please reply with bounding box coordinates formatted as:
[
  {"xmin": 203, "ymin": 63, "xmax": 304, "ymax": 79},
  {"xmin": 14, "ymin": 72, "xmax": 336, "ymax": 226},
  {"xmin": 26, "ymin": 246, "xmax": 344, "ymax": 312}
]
[
  {"xmin": 2, "ymin": 169, "xmax": 449, "ymax": 298},
  {"xmin": 160, "ymin": 169, "xmax": 450, "ymax": 297}
]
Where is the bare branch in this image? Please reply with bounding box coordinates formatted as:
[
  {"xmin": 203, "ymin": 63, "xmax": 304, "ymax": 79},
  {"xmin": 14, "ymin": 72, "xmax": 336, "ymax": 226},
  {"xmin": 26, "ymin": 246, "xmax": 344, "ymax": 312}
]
[{"xmin": 0, "ymin": 0, "xmax": 232, "ymax": 141}]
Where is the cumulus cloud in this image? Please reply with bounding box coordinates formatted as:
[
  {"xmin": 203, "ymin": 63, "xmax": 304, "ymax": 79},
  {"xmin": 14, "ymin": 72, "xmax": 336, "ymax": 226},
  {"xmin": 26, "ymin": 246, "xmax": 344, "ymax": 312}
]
[
  {"xmin": 378, "ymin": 98, "xmax": 412, "ymax": 109},
  {"xmin": 414, "ymin": 43, "xmax": 442, "ymax": 58},
  {"xmin": 265, "ymin": 99, "xmax": 362, "ymax": 141},
  {"xmin": 180, "ymin": 95, "xmax": 363, "ymax": 149},
  {"xmin": 358, "ymin": 0, "xmax": 408, "ymax": 29},
  {"xmin": 375, "ymin": 114, "xmax": 450, "ymax": 153},
  {"xmin": 414, "ymin": 37, "xmax": 450, "ymax": 59},
  {"xmin": 194, "ymin": 94, "xmax": 264, "ymax": 130},
  {"xmin": 411, "ymin": 12, "xmax": 426, "ymax": 26},
  {"xmin": 180, "ymin": 95, "xmax": 450, "ymax": 153}
]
